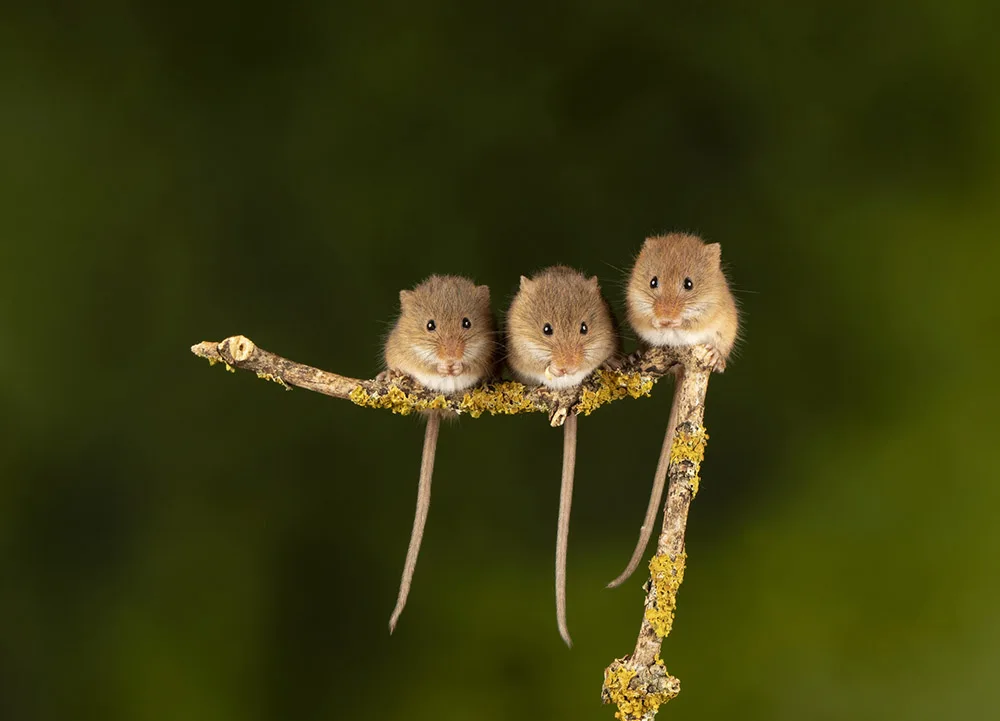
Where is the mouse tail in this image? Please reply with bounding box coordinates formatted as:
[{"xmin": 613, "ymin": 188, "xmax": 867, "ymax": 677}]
[
  {"xmin": 389, "ymin": 412, "xmax": 440, "ymax": 633},
  {"xmin": 606, "ymin": 368, "xmax": 683, "ymax": 589},
  {"xmin": 555, "ymin": 412, "xmax": 577, "ymax": 648}
]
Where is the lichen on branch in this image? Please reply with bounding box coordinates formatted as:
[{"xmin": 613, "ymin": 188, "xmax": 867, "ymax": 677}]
[
  {"xmin": 190, "ymin": 335, "xmax": 685, "ymax": 426},
  {"xmin": 600, "ymin": 365, "xmax": 712, "ymax": 720}
]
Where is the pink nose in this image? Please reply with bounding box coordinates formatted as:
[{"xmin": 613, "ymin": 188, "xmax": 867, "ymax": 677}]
[{"xmin": 652, "ymin": 315, "xmax": 682, "ymax": 329}]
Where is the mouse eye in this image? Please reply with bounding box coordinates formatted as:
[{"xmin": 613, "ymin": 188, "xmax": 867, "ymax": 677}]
[
  {"xmin": 650, "ymin": 276, "xmax": 658, "ymax": 289},
  {"xmin": 580, "ymin": 322, "xmax": 588, "ymax": 335},
  {"xmin": 683, "ymin": 277, "xmax": 694, "ymax": 291},
  {"xmin": 462, "ymin": 317, "xmax": 471, "ymax": 329},
  {"xmin": 426, "ymin": 320, "xmax": 436, "ymax": 332},
  {"xmin": 543, "ymin": 323, "xmax": 553, "ymax": 336}
]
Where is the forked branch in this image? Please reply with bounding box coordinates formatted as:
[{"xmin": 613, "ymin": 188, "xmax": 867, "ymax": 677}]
[{"xmin": 190, "ymin": 335, "xmax": 716, "ymax": 719}]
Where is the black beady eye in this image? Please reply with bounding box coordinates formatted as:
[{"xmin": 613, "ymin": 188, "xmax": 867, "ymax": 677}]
[
  {"xmin": 426, "ymin": 320, "xmax": 436, "ymax": 331},
  {"xmin": 650, "ymin": 276, "xmax": 658, "ymax": 289},
  {"xmin": 543, "ymin": 323, "xmax": 553, "ymax": 336},
  {"xmin": 580, "ymin": 322, "xmax": 588, "ymax": 335},
  {"xmin": 462, "ymin": 317, "xmax": 471, "ymax": 329},
  {"xmin": 683, "ymin": 277, "xmax": 694, "ymax": 290}
]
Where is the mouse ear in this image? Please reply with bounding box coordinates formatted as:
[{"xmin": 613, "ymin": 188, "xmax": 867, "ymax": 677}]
[
  {"xmin": 475, "ymin": 284, "xmax": 490, "ymax": 303},
  {"xmin": 705, "ymin": 243, "xmax": 722, "ymax": 263},
  {"xmin": 399, "ymin": 289, "xmax": 413, "ymax": 307},
  {"xmin": 587, "ymin": 275, "xmax": 600, "ymax": 290},
  {"xmin": 519, "ymin": 275, "xmax": 532, "ymax": 290}
]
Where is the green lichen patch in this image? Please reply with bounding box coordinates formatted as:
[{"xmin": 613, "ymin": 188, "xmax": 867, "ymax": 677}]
[
  {"xmin": 576, "ymin": 370, "xmax": 655, "ymax": 416},
  {"xmin": 644, "ymin": 552, "xmax": 687, "ymax": 639}
]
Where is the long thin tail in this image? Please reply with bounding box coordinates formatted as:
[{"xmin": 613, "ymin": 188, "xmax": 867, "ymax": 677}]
[
  {"xmin": 556, "ymin": 413, "xmax": 577, "ymax": 648},
  {"xmin": 389, "ymin": 412, "xmax": 440, "ymax": 633},
  {"xmin": 606, "ymin": 368, "xmax": 684, "ymax": 589}
]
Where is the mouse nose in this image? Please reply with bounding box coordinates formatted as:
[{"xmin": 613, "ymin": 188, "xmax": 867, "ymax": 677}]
[
  {"xmin": 550, "ymin": 349, "xmax": 583, "ymax": 377},
  {"xmin": 652, "ymin": 315, "xmax": 682, "ymax": 329},
  {"xmin": 652, "ymin": 298, "xmax": 682, "ymax": 328}
]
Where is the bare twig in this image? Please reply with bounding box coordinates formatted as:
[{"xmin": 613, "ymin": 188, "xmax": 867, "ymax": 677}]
[
  {"xmin": 190, "ymin": 335, "xmax": 687, "ymax": 426},
  {"xmin": 601, "ymin": 347, "xmax": 714, "ymax": 720}
]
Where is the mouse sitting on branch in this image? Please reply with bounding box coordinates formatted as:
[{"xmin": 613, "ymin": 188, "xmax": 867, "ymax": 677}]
[
  {"xmin": 505, "ymin": 266, "xmax": 619, "ymax": 647},
  {"xmin": 382, "ymin": 275, "xmax": 498, "ymax": 632},
  {"xmin": 606, "ymin": 233, "xmax": 739, "ymax": 589}
]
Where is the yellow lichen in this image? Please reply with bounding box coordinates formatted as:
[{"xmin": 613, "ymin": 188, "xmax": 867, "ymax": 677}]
[
  {"xmin": 576, "ymin": 370, "xmax": 655, "ymax": 416},
  {"xmin": 223, "ymin": 363, "xmax": 235, "ymax": 373},
  {"xmin": 603, "ymin": 658, "xmax": 679, "ymax": 720},
  {"xmin": 255, "ymin": 371, "xmax": 290, "ymax": 390},
  {"xmin": 348, "ymin": 385, "xmax": 447, "ymax": 415},
  {"xmin": 459, "ymin": 381, "xmax": 537, "ymax": 418},
  {"xmin": 644, "ymin": 552, "xmax": 687, "ymax": 638},
  {"xmin": 670, "ymin": 427, "xmax": 708, "ymax": 497}
]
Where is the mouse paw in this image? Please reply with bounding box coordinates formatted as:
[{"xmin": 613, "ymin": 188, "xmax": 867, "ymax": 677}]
[
  {"xmin": 600, "ymin": 356, "xmax": 625, "ymax": 372},
  {"xmin": 705, "ymin": 346, "xmax": 726, "ymax": 373}
]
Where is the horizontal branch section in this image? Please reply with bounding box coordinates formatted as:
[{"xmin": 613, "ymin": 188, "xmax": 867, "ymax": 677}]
[{"xmin": 191, "ymin": 335, "xmax": 697, "ymax": 427}]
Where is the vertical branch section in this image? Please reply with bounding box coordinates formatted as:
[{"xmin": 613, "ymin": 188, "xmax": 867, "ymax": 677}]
[{"xmin": 601, "ymin": 352, "xmax": 713, "ymax": 721}]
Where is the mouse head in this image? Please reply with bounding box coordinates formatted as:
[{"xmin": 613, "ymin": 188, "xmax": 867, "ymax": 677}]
[
  {"xmin": 506, "ymin": 266, "xmax": 617, "ymax": 389},
  {"xmin": 627, "ymin": 233, "xmax": 727, "ymax": 340},
  {"xmin": 388, "ymin": 275, "xmax": 496, "ymax": 391}
]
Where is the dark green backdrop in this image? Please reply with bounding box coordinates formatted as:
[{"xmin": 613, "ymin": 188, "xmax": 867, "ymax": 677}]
[{"xmin": 2, "ymin": 2, "xmax": 998, "ymax": 720}]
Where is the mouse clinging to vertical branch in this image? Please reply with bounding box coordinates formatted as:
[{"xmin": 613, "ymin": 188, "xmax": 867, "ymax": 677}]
[
  {"xmin": 383, "ymin": 275, "xmax": 498, "ymax": 633},
  {"xmin": 606, "ymin": 233, "xmax": 739, "ymax": 590},
  {"xmin": 505, "ymin": 266, "xmax": 619, "ymax": 647}
]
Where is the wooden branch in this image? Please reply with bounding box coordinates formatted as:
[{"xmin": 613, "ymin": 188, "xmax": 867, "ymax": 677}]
[
  {"xmin": 191, "ymin": 334, "xmax": 717, "ymax": 720},
  {"xmin": 601, "ymin": 349, "xmax": 714, "ymax": 720},
  {"xmin": 190, "ymin": 335, "xmax": 688, "ymax": 426}
]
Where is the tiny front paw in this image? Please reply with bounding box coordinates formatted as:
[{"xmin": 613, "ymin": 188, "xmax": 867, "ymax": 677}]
[
  {"xmin": 600, "ymin": 356, "xmax": 624, "ymax": 372},
  {"xmin": 705, "ymin": 346, "xmax": 726, "ymax": 373}
]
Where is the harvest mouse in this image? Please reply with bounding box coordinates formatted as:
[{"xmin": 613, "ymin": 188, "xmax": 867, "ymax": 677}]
[
  {"xmin": 505, "ymin": 266, "xmax": 619, "ymax": 646},
  {"xmin": 606, "ymin": 233, "xmax": 739, "ymax": 589},
  {"xmin": 383, "ymin": 275, "xmax": 497, "ymax": 632}
]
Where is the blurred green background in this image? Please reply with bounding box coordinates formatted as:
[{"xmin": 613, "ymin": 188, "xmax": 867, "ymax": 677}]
[{"xmin": 2, "ymin": 2, "xmax": 999, "ymax": 719}]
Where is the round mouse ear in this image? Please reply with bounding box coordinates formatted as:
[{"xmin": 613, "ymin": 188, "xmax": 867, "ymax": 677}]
[
  {"xmin": 399, "ymin": 289, "xmax": 414, "ymax": 307},
  {"xmin": 705, "ymin": 243, "xmax": 722, "ymax": 263},
  {"xmin": 587, "ymin": 275, "xmax": 600, "ymax": 289},
  {"xmin": 476, "ymin": 284, "xmax": 490, "ymax": 303},
  {"xmin": 519, "ymin": 275, "xmax": 532, "ymax": 290}
]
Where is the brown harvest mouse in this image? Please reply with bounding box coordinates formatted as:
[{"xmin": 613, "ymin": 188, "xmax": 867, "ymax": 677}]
[
  {"xmin": 606, "ymin": 233, "xmax": 739, "ymax": 589},
  {"xmin": 505, "ymin": 266, "xmax": 619, "ymax": 646},
  {"xmin": 383, "ymin": 275, "xmax": 497, "ymax": 632}
]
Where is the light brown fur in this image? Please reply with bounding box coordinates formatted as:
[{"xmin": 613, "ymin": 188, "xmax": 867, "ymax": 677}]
[
  {"xmin": 506, "ymin": 266, "xmax": 618, "ymax": 647},
  {"xmin": 607, "ymin": 234, "xmax": 740, "ymax": 589},
  {"xmin": 384, "ymin": 275, "xmax": 497, "ymax": 633}
]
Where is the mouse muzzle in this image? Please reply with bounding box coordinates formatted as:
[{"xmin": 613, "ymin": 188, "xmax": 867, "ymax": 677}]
[
  {"xmin": 436, "ymin": 339, "xmax": 467, "ymax": 376},
  {"xmin": 651, "ymin": 297, "xmax": 683, "ymax": 329},
  {"xmin": 545, "ymin": 348, "xmax": 583, "ymax": 380}
]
